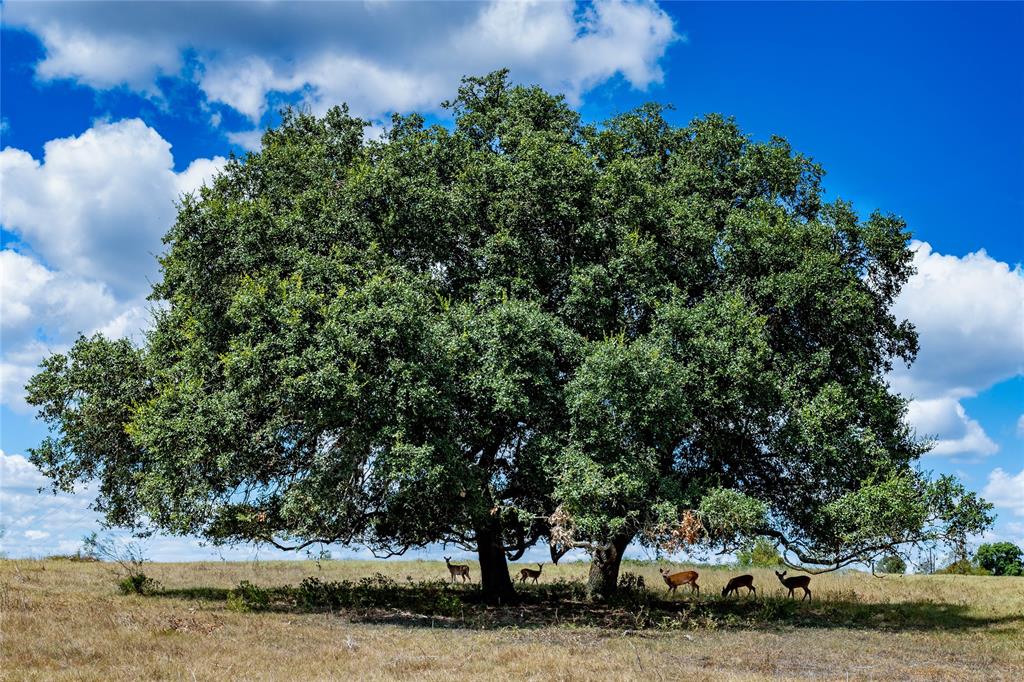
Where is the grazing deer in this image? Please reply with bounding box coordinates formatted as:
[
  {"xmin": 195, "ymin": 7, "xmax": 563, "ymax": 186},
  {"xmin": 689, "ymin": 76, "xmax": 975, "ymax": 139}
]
[
  {"xmin": 518, "ymin": 562, "xmax": 545, "ymax": 584},
  {"xmin": 659, "ymin": 568, "xmax": 700, "ymax": 596},
  {"xmin": 721, "ymin": 574, "xmax": 756, "ymax": 598},
  {"xmin": 444, "ymin": 556, "xmax": 471, "ymax": 584},
  {"xmin": 775, "ymin": 570, "xmax": 811, "ymax": 601}
]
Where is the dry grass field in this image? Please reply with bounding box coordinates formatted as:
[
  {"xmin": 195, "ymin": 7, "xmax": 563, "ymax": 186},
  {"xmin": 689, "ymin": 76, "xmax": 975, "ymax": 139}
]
[{"xmin": 2, "ymin": 558, "xmax": 1022, "ymax": 681}]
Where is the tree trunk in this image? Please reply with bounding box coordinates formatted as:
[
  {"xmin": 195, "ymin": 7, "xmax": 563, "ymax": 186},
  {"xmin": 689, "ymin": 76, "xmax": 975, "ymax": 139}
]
[
  {"xmin": 586, "ymin": 532, "xmax": 633, "ymax": 600},
  {"xmin": 476, "ymin": 522, "xmax": 516, "ymax": 605}
]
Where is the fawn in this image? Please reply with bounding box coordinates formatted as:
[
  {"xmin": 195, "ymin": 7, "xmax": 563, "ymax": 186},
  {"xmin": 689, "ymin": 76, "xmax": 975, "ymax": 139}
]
[
  {"xmin": 722, "ymin": 574, "xmax": 757, "ymax": 598},
  {"xmin": 444, "ymin": 556, "xmax": 471, "ymax": 583},
  {"xmin": 659, "ymin": 568, "xmax": 700, "ymax": 596},
  {"xmin": 774, "ymin": 570, "xmax": 811, "ymax": 601},
  {"xmin": 518, "ymin": 562, "xmax": 545, "ymax": 584}
]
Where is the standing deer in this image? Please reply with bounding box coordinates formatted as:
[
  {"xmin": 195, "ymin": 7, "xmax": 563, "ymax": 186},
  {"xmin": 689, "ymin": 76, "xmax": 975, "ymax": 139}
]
[
  {"xmin": 518, "ymin": 562, "xmax": 545, "ymax": 584},
  {"xmin": 444, "ymin": 556, "xmax": 471, "ymax": 584},
  {"xmin": 721, "ymin": 574, "xmax": 756, "ymax": 598},
  {"xmin": 659, "ymin": 568, "xmax": 700, "ymax": 596},
  {"xmin": 774, "ymin": 570, "xmax": 811, "ymax": 601}
]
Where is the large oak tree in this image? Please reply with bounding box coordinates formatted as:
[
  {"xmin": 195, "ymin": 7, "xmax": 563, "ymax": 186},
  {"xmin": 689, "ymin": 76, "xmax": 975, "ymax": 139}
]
[{"xmin": 27, "ymin": 72, "xmax": 990, "ymax": 602}]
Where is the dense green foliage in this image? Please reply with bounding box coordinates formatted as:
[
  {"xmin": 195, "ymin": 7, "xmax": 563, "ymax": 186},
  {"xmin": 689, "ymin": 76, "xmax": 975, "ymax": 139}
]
[
  {"xmin": 974, "ymin": 542, "xmax": 1023, "ymax": 576},
  {"xmin": 26, "ymin": 71, "xmax": 991, "ymax": 599},
  {"xmin": 877, "ymin": 555, "xmax": 907, "ymax": 575},
  {"xmin": 736, "ymin": 538, "xmax": 783, "ymax": 568}
]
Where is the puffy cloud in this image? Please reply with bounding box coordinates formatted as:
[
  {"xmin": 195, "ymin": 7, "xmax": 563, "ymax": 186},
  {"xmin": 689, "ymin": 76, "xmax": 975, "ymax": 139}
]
[
  {"xmin": 891, "ymin": 242, "xmax": 1024, "ymax": 457},
  {"xmin": 0, "ymin": 247, "xmax": 157, "ymax": 413},
  {"xmin": 0, "ymin": 120, "xmax": 223, "ymax": 411},
  {"xmin": 905, "ymin": 398, "xmax": 998, "ymax": 457},
  {"xmin": 30, "ymin": 21, "xmax": 181, "ymax": 94},
  {"xmin": 0, "ymin": 250, "xmax": 118, "ymax": 348},
  {"xmin": 0, "ymin": 449, "xmax": 49, "ymax": 488},
  {"xmin": 4, "ymin": 1, "xmax": 678, "ymax": 124},
  {"xmin": 226, "ymin": 128, "xmax": 265, "ymax": 153},
  {"xmin": 983, "ymin": 468, "xmax": 1024, "ymax": 516},
  {"xmin": 892, "ymin": 242, "xmax": 1024, "ymax": 400},
  {"xmin": 0, "ymin": 449, "xmax": 99, "ymax": 557},
  {"xmin": 0, "ymin": 119, "xmax": 226, "ymax": 299},
  {"xmin": 1017, "ymin": 414, "xmax": 1024, "ymax": 438}
]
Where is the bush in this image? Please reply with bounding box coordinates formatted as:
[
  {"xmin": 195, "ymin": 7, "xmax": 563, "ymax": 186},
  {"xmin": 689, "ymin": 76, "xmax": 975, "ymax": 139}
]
[
  {"xmin": 227, "ymin": 580, "xmax": 272, "ymax": 612},
  {"xmin": 523, "ymin": 578, "xmax": 588, "ymax": 603},
  {"xmin": 935, "ymin": 559, "xmax": 990, "ymax": 576},
  {"xmin": 229, "ymin": 574, "xmax": 467, "ymax": 615},
  {"xmin": 877, "ymin": 555, "xmax": 906, "ymax": 574},
  {"xmin": 974, "ymin": 542, "xmax": 1024, "ymax": 576},
  {"xmin": 117, "ymin": 572, "xmax": 161, "ymax": 595},
  {"xmin": 737, "ymin": 538, "xmax": 782, "ymax": 567}
]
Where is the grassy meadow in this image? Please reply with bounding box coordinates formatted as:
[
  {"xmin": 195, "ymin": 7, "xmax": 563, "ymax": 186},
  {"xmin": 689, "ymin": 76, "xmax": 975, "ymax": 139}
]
[{"xmin": 1, "ymin": 557, "xmax": 1022, "ymax": 681}]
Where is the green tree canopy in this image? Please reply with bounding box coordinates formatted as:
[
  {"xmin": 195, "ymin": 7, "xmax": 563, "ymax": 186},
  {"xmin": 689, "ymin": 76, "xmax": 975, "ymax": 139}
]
[
  {"xmin": 26, "ymin": 71, "xmax": 992, "ymax": 601},
  {"xmin": 877, "ymin": 555, "xmax": 907, "ymax": 575},
  {"xmin": 736, "ymin": 538, "xmax": 782, "ymax": 568},
  {"xmin": 974, "ymin": 542, "xmax": 1023, "ymax": 576}
]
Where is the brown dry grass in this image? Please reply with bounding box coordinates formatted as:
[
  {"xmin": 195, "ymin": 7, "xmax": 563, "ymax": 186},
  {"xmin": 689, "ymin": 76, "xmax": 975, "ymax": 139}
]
[{"xmin": 2, "ymin": 558, "xmax": 1022, "ymax": 681}]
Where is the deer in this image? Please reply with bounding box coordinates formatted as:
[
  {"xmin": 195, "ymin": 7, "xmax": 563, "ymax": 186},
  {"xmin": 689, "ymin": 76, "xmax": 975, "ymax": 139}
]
[
  {"xmin": 659, "ymin": 568, "xmax": 700, "ymax": 596},
  {"xmin": 721, "ymin": 574, "xmax": 756, "ymax": 598},
  {"xmin": 775, "ymin": 570, "xmax": 811, "ymax": 601},
  {"xmin": 444, "ymin": 556, "xmax": 471, "ymax": 584},
  {"xmin": 518, "ymin": 562, "xmax": 545, "ymax": 584}
]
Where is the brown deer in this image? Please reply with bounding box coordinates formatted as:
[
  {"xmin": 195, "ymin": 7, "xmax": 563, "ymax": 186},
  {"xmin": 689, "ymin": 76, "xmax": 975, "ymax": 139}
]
[
  {"xmin": 659, "ymin": 568, "xmax": 700, "ymax": 596},
  {"xmin": 518, "ymin": 562, "xmax": 545, "ymax": 584},
  {"xmin": 444, "ymin": 556, "xmax": 471, "ymax": 584},
  {"xmin": 721, "ymin": 574, "xmax": 756, "ymax": 598},
  {"xmin": 775, "ymin": 570, "xmax": 811, "ymax": 601}
]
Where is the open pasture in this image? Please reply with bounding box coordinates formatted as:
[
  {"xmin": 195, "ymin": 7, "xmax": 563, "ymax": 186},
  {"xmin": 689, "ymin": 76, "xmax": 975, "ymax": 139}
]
[{"xmin": 2, "ymin": 558, "xmax": 1022, "ymax": 680}]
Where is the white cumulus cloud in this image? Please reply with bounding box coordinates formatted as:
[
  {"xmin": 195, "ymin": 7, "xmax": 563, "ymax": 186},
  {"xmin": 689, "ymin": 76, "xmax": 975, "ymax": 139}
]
[
  {"xmin": 0, "ymin": 120, "xmax": 224, "ymax": 412},
  {"xmin": 891, "ymin": 241, "xmax": 1024, "ymax": 457},
  {"xmin": 0, "ymin": 119, "xmax": 226, "ymax": 299},
  {"xmin": 4, "ymin": 0, "xmax": 678, "ymax": 130},
  {"xmin": 983, "ymin": 467, "xmax": 1024, "ymax": 516}
]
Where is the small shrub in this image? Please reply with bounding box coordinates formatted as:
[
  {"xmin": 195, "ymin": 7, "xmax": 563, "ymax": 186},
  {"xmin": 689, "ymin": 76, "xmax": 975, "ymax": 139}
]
[
  {"xmin": 935, "ymin": 559, "xmax": 990, "ymax": 576},
  {"xmin": 618, "ymin": 571, "xmax": 647, "ymax": 592},
  {"xmin": 526, "ymin": 578, "xmax": 588, "ymax": 603},
  {"xmin": 610, "ymin": 572, "xmax": 655, "ymax": 607},
  {"xmin": 227, "ymin": 580, "xmax": 272, "ymax": 612},
  {"xmin": 117, "ymin": 572, "xmax": 161, "ymax": 595},
  {"xmin": 45, "ymin": 551, "xmax": 99, "ymax": 562}
]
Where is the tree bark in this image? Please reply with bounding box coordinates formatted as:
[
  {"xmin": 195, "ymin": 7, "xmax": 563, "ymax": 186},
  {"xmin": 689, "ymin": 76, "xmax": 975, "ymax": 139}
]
[
  {"xmin": 476, "ymin": 521, "xmax": 517, "ymax": 604},
  {"xmin": 586, "ymin": 532, "xmax": 633, "ymax": 600}
]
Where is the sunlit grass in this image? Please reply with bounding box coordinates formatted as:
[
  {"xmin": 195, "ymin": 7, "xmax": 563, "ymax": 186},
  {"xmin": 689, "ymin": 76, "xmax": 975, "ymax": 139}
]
[{"xmin": 2, "ymin": 558, "xmax": 1021, "ymax": 680}]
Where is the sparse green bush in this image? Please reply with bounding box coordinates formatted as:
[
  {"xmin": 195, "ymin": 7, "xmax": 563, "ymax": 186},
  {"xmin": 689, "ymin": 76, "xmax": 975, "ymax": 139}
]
[
  {"xmin": 227, "ymin": 580, "xmax": 272, "ymax": 612},
  {"xmin": 83, "ymin": 533, "xmax": 159, "ymax": 594},
  {"xmin": 521, "ymin": 578, "xmax": 588, "ymax": 604},
  {"xmin": 935, "ymin": 559, "xmax": 990, "ymax": 576},
  {"xmin": 736, "ymin": 538, "xmax": 782, "ymax": 567},
  {"xmin": 231, "ymin": 576, "xmax": 468, "ymax": 614},
  {"xmin": 117, "ymin": 572, "xmax": 161, "ymax": 595},
  {"xmin": 45, "ymin": 551, "xmax": 100, "ymax": 562}
]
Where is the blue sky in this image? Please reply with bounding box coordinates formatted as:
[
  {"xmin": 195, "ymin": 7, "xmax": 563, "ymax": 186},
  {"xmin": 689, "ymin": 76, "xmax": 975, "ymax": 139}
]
[{"xmin": 1, "ymin": 1, "xmax": 1021, "ymax": 563}]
